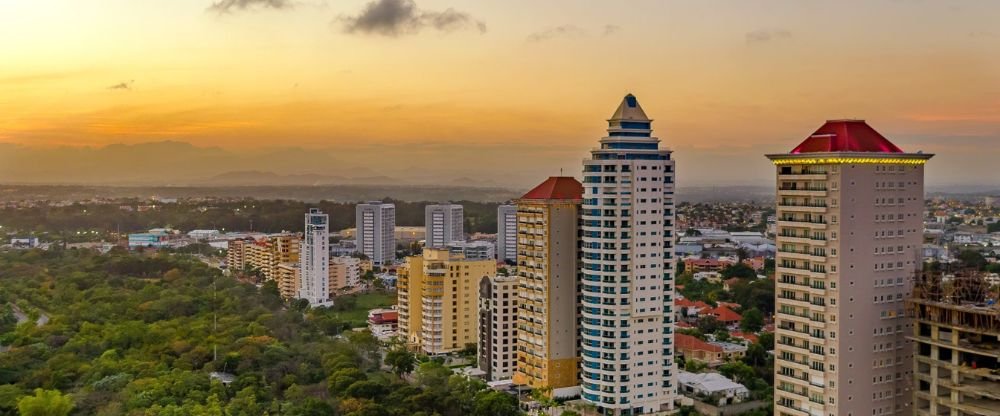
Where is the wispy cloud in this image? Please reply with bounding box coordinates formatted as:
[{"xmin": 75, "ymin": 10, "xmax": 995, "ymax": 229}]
[
  {"xmin": 107, "ymin": 80, "xmax": 134, "ymax": 91},
  {"xmin": 602, "ymin": 24, "xmax": 621, "ymax": 36},
  {"xmin": 745, "ymin": 29, "xmax": 792, "ymax": 44},
  {"xmin": 337, "ymin": 0, "xmax": 486, "ymax": 37},
  {"xmin": 526, "ymin": 25, "xmax": 587, "ymax": 42},
  {"xmin": 207, "ymin": 0, "xmax": 293, "ymax": 14}
]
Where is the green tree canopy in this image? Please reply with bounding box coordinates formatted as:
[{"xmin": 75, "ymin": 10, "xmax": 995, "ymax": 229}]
[{"xmin": 17, "ymin": 389, "xmax": 73, "ymax": 416}]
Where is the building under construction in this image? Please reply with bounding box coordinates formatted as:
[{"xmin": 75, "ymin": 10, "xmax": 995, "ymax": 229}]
[{"xmin": 907, "ymin": 270, "xmax": 1000, "ymax": 416}]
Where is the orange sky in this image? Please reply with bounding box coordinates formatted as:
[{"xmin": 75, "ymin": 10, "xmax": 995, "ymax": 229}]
[{"xmin": 1, "ymin": 0, "xmax": 998, "ymax": 187}]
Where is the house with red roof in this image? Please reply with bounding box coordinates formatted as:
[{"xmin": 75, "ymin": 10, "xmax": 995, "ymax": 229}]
[
  {"xmin": 729, "ymin": 331, "xmax": 759, "ymax": 345},
  {"xmin": 705, "ymin": 305, "xmax": 742, "ymax": 325},
  {"xmin": 676, "ymin": 333, "xmax": 747, "ymax": 367},
  {"xmin": 676, "ymin": 298, "xmax": 713, "ymax": 318}
]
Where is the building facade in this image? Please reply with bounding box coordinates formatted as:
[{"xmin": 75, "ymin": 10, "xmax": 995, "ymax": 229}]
[
  {"xmin": 299, "ymin": 209, "xmax": 330, "ymax": 306},
  {"xmin": 511, "ymin": 176, "xmax": 584, "ymax": 398},
  {"xmin": 579, "ymin": 94, "xmax": 677, "ymax": 415},
  {"xmin": 498, "ymin": 204, "xmax": 518, "ymax": 264},
  {"xmin": 425, "ymin": 204, "xmax": 464, "ymax": 248},
  {"xmin": 356, "ymin": 201, "xmax": 396, "ymax": 266},
  {"xmin": 447, "ymin": 240, "xmax": 496, "ymax": 261},
  {"xmin": 275, "ymin": 262, "xmax": 299, "ymax": 300},
  {"xmin": 329, "ymin": 256, "xmax": 365, "ymax": 296},
  {"xmin": 767, "ymin": 120, "xmax": 932, "ymax": 416},
  {"xmin": 397, "ymin": 248, "xmax": 495, "ymax": 355},
  {"xmin": 227, "ymin": 234, "xmax": 300, "ymax": 283},
  {"xmin": 907, "ymin": 276, "xmax": 1000, "ymax": 416},
  {"xmin": 478, "ymin": 274, "xmax": 519, "ymax": 382}
]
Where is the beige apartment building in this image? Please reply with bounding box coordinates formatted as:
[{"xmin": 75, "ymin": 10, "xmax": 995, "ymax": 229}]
[
  {"xmin": 275, "ymin": 262, "xmax": 299, "ymax": 299},
  {"xmin": 329, "ymin": 256, "xmax": 370, "ymax": 296},
  {"xmin": 397, "ymin": 248, "xmax": 495, "ymax": 355},
  {"xmin": 510, "ymin": 176, "xmax": 583, "ymax": 398},
  {"xmin": 227, "ymin": 234, "xmax": 300, "ymax": 282},
  {"xmin": 767, "ymin": 120, "xmax": 932, "ymax": 416}
]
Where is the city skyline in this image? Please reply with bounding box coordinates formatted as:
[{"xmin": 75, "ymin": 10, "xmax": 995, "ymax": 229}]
[{"xmin": 2, "ymin": 1, "xmax": 999, "ymax": 188}]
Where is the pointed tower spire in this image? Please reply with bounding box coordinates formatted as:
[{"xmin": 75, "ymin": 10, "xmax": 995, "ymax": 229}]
[
  {"xmin": 609, "ymin": 93, "xmax": 650, "ymax": 122},
  {"xmin": 606, "ymin": 93, "xmax": 653, "ymax": 139}
]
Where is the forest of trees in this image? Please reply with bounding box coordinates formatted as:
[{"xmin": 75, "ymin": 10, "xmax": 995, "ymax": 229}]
[
  {"xmin": 0, "ymin": 199, "xmax": 504, "ymax": 240},
  {"xmin": 0, "ymin": 248, "xmax": 521, "ymax": 416}
]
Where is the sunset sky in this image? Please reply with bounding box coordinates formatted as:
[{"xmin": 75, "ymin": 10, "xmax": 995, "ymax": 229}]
[{"xmin": 1, "ymin": 0, "xmax": 998, "ymax": 188}]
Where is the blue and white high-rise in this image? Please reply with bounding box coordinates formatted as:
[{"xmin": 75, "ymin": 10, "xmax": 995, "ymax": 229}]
[{"xmin": 580, "ymin": 94, "xmax": 677, "ymax": 415}]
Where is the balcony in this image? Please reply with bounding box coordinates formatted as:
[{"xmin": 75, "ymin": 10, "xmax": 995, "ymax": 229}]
[{"xmin": 777, "ymin": 219, "xmax": 828, "ymax": 230}]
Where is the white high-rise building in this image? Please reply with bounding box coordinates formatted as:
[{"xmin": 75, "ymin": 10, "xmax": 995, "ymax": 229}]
[
  {"xmin": 497, "ymin": 204, "xmax": 517, "ymax": 264},
  {"xmin": 767, "ymin": 120, "xmax": 932, "ymax": 416},
  {"xmin": 300, "ymin": 208, "xmax": 330, "ymax": 306},
  {"xmin": 425, "ymin": 204, "xmax": 464, "ymax": 248},
  {"xmin": 356, "ymin": 201, "xmax": 396, "ymax": 266},
  {"xmin": 580, "ymin": 94, "xmax": 677, "ymax": 415}
]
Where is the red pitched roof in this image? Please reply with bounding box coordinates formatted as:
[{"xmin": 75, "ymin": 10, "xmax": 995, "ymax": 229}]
[
  {"xmin": 676, "ymin": 333, "xmax": 723, "ymax": 353},
  {"xmin": 717, "ymin": 301, "xmax": 741, "ymax": 310},
  {"xmin": 791, "ymin": 120, "xmax": 904, "ymax": 154},
  {"xmin": 520, "ymin": 176, "xmax": 583, "ymax": 200},
  {"xmin": 706, "ymin": 305, "xmax": 742, "ymax": 323},
  {"xmin": 676, "ymin": 298, "xmax": 712, "ymax": 311},
  {"xmin": 730, "ymin": 331, "xmax": 758, "ymax": 344}
]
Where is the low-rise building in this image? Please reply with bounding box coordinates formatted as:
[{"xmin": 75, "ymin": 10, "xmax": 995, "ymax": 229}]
[
  {"xmin": 188, "ymin": 229, "xmax": 220, "ymax": 240},
  {"xmin": 368, "ymin": 307, "xmax": 399, "ymax": 340},
  {"xmin": 676, "ymin": 334, "xmax": 748, "ymax": 367},
  {"xmin": 128, "ymin": 231, "xmax": 170, "ymax": 248},
  {"xmin": 677, "ymin": 370, "xmax": 750, "ymax": 406}
]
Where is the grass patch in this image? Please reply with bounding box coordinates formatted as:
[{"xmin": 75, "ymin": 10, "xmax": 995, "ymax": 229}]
[{"xmin": 327, "ymin": 291, "xmax": 396, "ymax": 328}]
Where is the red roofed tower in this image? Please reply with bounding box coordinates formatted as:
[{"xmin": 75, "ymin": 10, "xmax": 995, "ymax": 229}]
[
  {"xmin": 512, "ymin": 176, "xmax": 583, "ymax": 396},
  {"xmin": 766, "ymin": 121, "xmax": 932, "ymax": 416}
]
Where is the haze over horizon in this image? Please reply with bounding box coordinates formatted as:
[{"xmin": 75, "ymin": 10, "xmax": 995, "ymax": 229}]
[{"xmin": 2, "ymin": 0, "xmax": 999, "ymax": 189}]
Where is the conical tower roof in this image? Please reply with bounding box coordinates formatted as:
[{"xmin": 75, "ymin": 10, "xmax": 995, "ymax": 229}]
[{"xmin": 609, "ymin": 93, "xmax": 650, "ymax": 121}]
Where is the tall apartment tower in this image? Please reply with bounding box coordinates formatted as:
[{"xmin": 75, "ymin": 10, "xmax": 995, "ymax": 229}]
[
  {"xmin": 300, "ymin": 209, "xmax": 330, "ymax": 306},
  {"xmin": 511, "ymin": 176, "xmax": 584, "ymax": 398},
  {"xmin": 425, "ymin": 204, "xmax": 464, "ymax": 248},
  {"xmin": 396, "ymin": 248, "xmax": 495, "ymax": 354},
  {"xmin": 356, "ymin": 201, "xmax": 396, "ymax": 266},
  {"xmin": 579, "ymin": 94, "xmax": 678, "ymax": 415},
  {"xmin": 478, "ymin": 273, "xmax": 519, "ymax": 382},
  {"xmin": 497, "ymin": 204, "xmax": 518, "ymax": 264},
  {"xmin": 766, "ymin": 120, "xmax": 932, "ymax": 416}
]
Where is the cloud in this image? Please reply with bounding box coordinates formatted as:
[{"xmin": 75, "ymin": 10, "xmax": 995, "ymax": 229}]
[
  {"xmin": 969, "ymin": 31, "xmax": 996, "ymax": 38},
  {"xmin": 337, "ymin": 0, "xmax": 486, "ymax": 37},
  {"xmin": 107, "ymin": 80, "xmax": 134, "ymax": 91},
  {"xmin": 602, "ymin": 25, "xmax": 621, "ymax": 36},
  {"xmin": 745, "ymin": 29, "xmax": 792, "ymax": 44},
  {"xmin": 207, "ymin": 0, "xmax": 293, "ymax": 14},
  {"xmin": 526, "ymin": 25, "xmax": 587, "ymax": 42}
]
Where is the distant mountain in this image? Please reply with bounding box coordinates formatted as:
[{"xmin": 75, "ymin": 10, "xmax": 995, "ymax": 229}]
[{"xmin": 196, "ymin": 171, "xmax": 404, "ymax": 187}]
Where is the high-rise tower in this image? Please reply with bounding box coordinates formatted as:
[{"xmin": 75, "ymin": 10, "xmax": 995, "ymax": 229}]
[
  {"xmin": 356, "ymin": 201, "xmax": 396, "ymax": 266},
  {"xmin": 767, "ymin": 120, "xmax": 932, "ymax": 416},
  {"xmin": 425, "ymin": 204, "xmax": 464, "ymax": 248},
  {"xmin": 497, "ymin": 204, "xmax": 517, "ymax": 264},
  {"xmin": 300, "ymin": 208, "xmax": 330, "ymax": 305},
  {"xmin": 580, "ymin": 94, "xmax": 677, "ymax": 415},
  {"xmin": 512, "ymin": 176, "xmax": 583, "ymax": 398}
]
